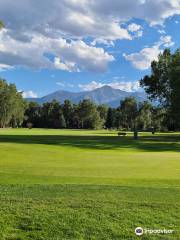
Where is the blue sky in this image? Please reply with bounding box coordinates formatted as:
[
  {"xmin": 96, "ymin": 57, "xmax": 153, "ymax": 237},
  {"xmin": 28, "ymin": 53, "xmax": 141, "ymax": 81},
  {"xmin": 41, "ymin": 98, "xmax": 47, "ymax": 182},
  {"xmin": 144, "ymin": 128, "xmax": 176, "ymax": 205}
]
[{"xmin": 0, "ymin": 0, "xmax": 179, "ymax": 98}]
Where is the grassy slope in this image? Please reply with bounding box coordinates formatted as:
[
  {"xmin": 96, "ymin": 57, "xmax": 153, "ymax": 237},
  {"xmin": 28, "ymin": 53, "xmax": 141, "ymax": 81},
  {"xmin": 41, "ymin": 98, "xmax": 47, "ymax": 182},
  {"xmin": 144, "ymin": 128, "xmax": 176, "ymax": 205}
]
[{"xmin": 0, "ymin": 129, "xmax": 180, "ymax": 239}]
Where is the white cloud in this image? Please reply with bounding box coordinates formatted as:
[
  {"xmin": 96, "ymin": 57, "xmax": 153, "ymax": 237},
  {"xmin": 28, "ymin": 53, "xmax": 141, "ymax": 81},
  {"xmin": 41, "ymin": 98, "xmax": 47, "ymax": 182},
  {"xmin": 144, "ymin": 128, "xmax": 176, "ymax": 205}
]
[
  {"xmin": 123, "ymin": 34, "xmax": 175, "ymax": 70},
  {"xmin": 158, "ymin": 29, "xmax": 166, "ymax": 34},
  {"xmin": 56, "ymin": 82, "xmax": 74, "ymax": 88},
  {"xmin": 92, "ymin": 0, "xmax": 180, "ymax": 26},
  {"xmin": 123, "ymin": 45, "xmax": 161, "ymax": 70},
  {"xmin": 79, "ymin": 80, "xmax": 140, "ymax": 92},
  {"xmin": 54, "ymin": 57, "xmax": 77, "ymax": 72},
  {"xmin": 0, "ymin": 31, "xmax": 114, "ymax": 72},
  {"xmin": 160, "ymin": 35, "xmax": 175, "ymax": 47},
  {"xmin": 91, "ymin": 39, "xmax": 115, "ymax": 47},
  {"xmin": 136, "ymin": 30, "xmax": 143, "ymax": 37},
  {"xmin": 56, "ymin": 82, "xmax": 65, "ymax": 87},
  {"xmin": 0, "ymin": 0, "xmax": 132, "ymax": 43},
  {"xmin": 0, "ymin": 1, "xmax": 179, "ymax": 38},
  {"xmin": 109, "ymin": 81, "xmax": 140, "ymax": 92},
  {"xmin": 22, "ymin": 90, "xmax": 38, "ymax": 98},
  {"xmin": 175, "ymin": 20, "xmax": 179, "ymax": 24},
  {"xmin": 127, "ymin": 23, "xmax": 143, "ymax": 38},
  {"xmin": 128, "ymin": 23, "xmax": 141, "ymax": 32},
  {"xmin": 0, "ymin": 63, "xmax": 13, "ymax": 71},
  {"xmin": 79, "ymin": 81, "xmax": 104, "ymax": 91}
]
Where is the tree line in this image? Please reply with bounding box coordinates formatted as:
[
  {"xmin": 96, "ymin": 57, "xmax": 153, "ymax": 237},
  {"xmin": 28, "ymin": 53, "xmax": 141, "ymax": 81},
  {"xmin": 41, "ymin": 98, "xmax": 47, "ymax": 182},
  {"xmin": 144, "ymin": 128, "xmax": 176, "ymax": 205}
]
[
  {"xmin": 0, "ymin": 78, "xmax": 168, "ymax": 131},
  {"xmin": 0, "ymin": 48, "xmax": 179, "ymax": 131},
  {"xmin": 22, "ymin": 98, "xmax": 166, "ymax": 131}
]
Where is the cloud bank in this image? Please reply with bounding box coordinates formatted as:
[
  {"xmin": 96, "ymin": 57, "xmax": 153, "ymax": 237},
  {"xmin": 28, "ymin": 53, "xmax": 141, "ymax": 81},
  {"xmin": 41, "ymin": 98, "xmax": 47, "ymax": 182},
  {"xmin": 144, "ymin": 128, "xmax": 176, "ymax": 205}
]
[{"xmin": 0, "ymin": 0, "xmax": 179, "ymax": 72}]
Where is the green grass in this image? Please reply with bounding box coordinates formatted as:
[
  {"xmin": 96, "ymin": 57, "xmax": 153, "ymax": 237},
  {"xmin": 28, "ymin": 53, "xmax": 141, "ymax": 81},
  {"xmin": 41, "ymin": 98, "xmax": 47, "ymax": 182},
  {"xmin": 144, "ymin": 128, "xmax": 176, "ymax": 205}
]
[{"xmin": 0, "ymin": 129, "xmax": 180, "ymax": 239}]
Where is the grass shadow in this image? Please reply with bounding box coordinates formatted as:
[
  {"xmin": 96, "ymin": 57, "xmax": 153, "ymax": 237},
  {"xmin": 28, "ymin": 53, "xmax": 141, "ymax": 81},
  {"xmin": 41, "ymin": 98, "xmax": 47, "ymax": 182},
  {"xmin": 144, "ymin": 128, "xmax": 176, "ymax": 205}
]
[{"xmin": 0, "ymin": 133, "xmax": 180, "ymax": 152}]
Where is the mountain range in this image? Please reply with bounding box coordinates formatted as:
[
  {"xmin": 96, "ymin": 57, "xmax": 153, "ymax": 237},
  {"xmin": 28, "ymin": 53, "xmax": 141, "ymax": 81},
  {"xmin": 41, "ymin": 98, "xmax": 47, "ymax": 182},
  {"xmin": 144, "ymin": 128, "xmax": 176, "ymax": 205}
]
[{"xmin": 27, "ymin": 85, "xmax": 148, "ymax": 107}]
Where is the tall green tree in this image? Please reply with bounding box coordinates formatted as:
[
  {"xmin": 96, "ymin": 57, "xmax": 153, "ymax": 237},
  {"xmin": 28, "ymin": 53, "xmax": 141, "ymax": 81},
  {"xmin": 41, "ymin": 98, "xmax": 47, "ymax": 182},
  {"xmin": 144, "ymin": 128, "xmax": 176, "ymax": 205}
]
[
  {"xmin": 114, "ymin": 109, "xmax": 122, "ymax": 129},
  {"xmin": 152, "ymin": 107, "xmax": 166, "ymax": 131},
  {"xmin": 120, "ymin": 97, "xmax": 138, "ymax": 130},
  {"xmin": 105, "ymin": 108, "xmax": 115, "ymax": 129},
  {"xmin": 23, "ymin": 102, "xmax": 41, "ymax": 128},
  {"xmin": 136, "ymin": 101, "xmax": 152, "ymax": 130},
  {"xmin": 77, "ymin": 99, "xmax": 102, "ymax": 129},
  {"xmin": 140, "ymin": 49, "xmax": 180, "ymax": 129},
  {"xmin": 169, "ymin": 49, "xmax": 180, "ymax": 128},
  {"xmin": 41, "ymin": 100, "xmax": 66, "ymax": 129},
  {"xmin": 62, "ymin": 100, "xmax": 74, "ymax": 128},
  {"xmin": 0, "ymin": 79, "xmax": 26, "ymax": 128},
  {"xmin": 97, "ymin": 104, "xmax": 108, "ymax": 126}
]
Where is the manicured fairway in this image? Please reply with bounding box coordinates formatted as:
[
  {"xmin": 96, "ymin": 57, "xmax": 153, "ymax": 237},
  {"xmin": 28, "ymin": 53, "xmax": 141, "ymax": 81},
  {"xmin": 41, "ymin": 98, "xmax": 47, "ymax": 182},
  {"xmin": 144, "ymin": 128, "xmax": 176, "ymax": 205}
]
[{"xmin": 0, "ymin": 129, "xmax": 180, "ymax": 239}]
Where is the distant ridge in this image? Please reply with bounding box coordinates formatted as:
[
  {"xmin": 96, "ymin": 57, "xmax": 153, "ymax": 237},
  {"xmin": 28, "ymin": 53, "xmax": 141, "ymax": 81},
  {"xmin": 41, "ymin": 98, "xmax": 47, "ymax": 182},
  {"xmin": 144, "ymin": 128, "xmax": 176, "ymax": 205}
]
[{"xmin": 26, "ymin": 85, "xmax": 148, "ymax": 107}]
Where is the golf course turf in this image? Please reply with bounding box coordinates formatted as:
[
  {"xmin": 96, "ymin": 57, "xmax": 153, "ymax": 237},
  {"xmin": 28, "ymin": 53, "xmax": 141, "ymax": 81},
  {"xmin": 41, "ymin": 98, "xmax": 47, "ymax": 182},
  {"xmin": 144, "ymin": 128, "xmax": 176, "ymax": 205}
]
[{"xmin": 0, "ymin": 129, "xmax": 180, "ymax": 239}]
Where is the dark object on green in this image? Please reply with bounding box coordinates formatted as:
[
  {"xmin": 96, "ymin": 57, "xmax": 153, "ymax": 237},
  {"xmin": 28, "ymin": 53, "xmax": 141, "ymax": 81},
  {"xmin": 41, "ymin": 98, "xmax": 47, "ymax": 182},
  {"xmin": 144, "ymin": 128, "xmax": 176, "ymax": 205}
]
[
  {"xmin": 152, "ymin": 127, "xmax": 155, "ymax": 134},
  {"xmin": 118, "ymin": 132, "xmax": 127, "ymax": 136},
  {"xmin": 134, "ymin": 130, "xmax": 138, "ymax": 140}
]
